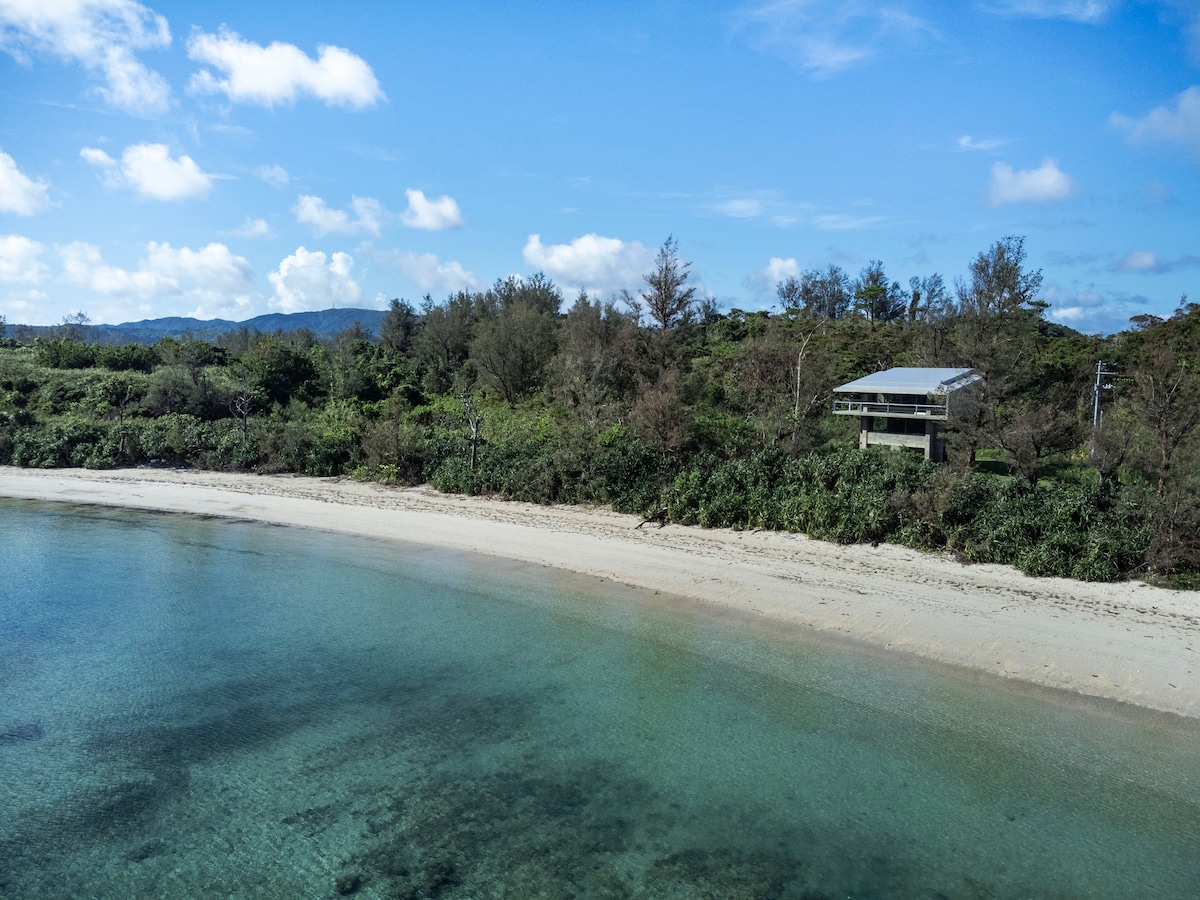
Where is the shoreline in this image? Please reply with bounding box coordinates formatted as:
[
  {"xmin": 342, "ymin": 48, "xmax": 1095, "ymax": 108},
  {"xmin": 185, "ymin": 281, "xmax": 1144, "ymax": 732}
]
[{"xmin": 2, "ymin": 465, "xmax": 1198, "ymax": 720}]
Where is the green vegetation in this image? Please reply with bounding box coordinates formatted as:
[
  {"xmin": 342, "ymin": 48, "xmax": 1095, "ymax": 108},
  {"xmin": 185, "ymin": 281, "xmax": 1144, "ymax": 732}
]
[{"xmin": 2, "ymin": 237, "xmax": 1197, "ymax": 587}]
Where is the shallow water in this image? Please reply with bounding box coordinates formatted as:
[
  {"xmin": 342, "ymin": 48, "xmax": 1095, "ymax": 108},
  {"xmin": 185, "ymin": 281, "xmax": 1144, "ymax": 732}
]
[{"xmin": 2, "ymin": 498, "xmax": 1199, "ymax": 899}]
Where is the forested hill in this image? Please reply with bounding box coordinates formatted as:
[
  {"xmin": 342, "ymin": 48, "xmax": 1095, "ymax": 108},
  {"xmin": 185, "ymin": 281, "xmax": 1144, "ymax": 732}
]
[{"xmin": 8, "ymin": 308, "xmax": 388, "ymax": 344}]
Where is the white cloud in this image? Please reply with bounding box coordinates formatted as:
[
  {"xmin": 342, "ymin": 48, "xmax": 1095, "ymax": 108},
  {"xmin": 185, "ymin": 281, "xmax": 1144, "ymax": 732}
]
[
  {"xmin": 57, "ymin": 239, "xmax": 256, "ymax": 319},
  {"xmin": 255, "ymin": 163, "xmax": 289, "ymax": 187},
  {"xmin": 712, "ymin": 191, "xmax": 805, "ymax": 227},
  {"xmin": 269, "ymin": 247, "xmax": 361, "ymax": 312},
  {"xmin": 0, "ymin": 233, "xmax": 49, "ymax": 282},
  {"xmin": 989, "ymin": 158, "xmax": 1078, "ymax": 205},
  {"xmin": 738, "ymin": 1, "xmax": 936, "ymax": 77},
  {"xmin": 0, "ymin": 150, "xmax": 51, "ymax": 214},
  {"xmin": 230, "ymin": 216, "xmax": 272, "ymax": 239},
  {"xmin": 1041, "ymin": 283, "xmax": 1151, "ymax": 335},
  {"xmin": 0, "ymin": 0, "xmax": 171, "ymax": 115},
  {"xmin": 81, "ymin": 142, "xmax": 213, "ymax": 200},
  {"xmin": 187, "ymin": 27, "xmax": 384, "ymax": 109},
  {"xmin": 386, "ymin": 250, "xmax": 481, "ymax": 293},
  {"xmin": 1110, "ymin": 86, "xmax": 1200, "ymax": 162},
  {"xmin": 715, "ymin": 197, "xmax": 766, "ymax": 218},
  {"xmin": 956, "ymin": 134, "xmax": 1006, "ymax": 151},
  {"xmin": 1116, "ymin": 250, "xmax": 1159, "ymax": 273},
  {"xmin": 764, "ymin": 256, "xmax": 801, "ymax": 283},
  {"xmin": 982, "ymin": 1, "xmax": 1112, "ymax": 22},
  {"xmin": 400, "ymin": 188, "xmax": 464, "ymax": 231},
  {"xmin": 522, "ymin": 233, "xmax": 653, "ymax": 294},
  {"xmin": 292, "ymin": 194, "xmax": 383, "ymax": 236},
  {"xmin": 1114, "ymin": 249, "xmax": 1200, "ymax": 274},
  {"xmin": 745, "ymin": 256, "xmax": 802, "ymax": 297}
]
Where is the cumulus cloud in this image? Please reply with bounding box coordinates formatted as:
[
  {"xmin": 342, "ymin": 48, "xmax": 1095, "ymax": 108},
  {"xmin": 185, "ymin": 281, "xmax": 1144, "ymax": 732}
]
[
  {"xmin": 745, "ymin": 256, "xmax": 802, "ymax": 297},
  {"xmin": 57, "ymin": 239, "xmax": 256, "ymax": 318},
  {"xmin": 0, "ymin": 233, "xmax": 49, "ymax": 282},
  {"xmin": 0, "ymin": 150, "xmax": 51, "ymax": 214},
  {"xmin": 989, "ymin": 158, "xmax": 1078, "ymax": 205},
  {"xmin": 764, "ymin": 256, "xmax": 802, "ymax": 284},
  {"xmin": 400, "ymin": 189, "xmax": 464, "ymax": 231},
  {"xmin": 1114, "ymin": 249, "xmax": 1200, "ymax": 274},
  {"xmin": 269, "ymin": 247, "xmax": 361, "ymax": 312},
  {"xmin": 255, "ymin": 163, "xmax": 289, "ymax": 187},
  {"xmin": 81, "ymin": 142, "xmax": 213, "ymax": 200},
  {"xmin": 522, "ymin": 233, "xmax": 653, "ymax": 294},
  {"xmin": 385, "ymin": 250, "xmax": 481, "ymax": 293},
  {"xmin": 187, "ymin": 27, "xmax": 383, "ymax": 109},
  {"xmin": 981, "ymin": 1, "xmax": 1112, "ymax": 22},
  {"xmin": 1110, "ymin": 86, "xmax": 1200, "ymax": 162},
  {"xmin": 292, "ymin": 194, "xmax": 383, "ymax": 236},
  {"xmin": 0, "ymin": 0, "xmax": 171, "ymax": 115}
]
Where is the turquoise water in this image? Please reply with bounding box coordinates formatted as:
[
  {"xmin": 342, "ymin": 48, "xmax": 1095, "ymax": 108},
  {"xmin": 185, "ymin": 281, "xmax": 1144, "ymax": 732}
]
[{"xmin": 2, "ymin": 500, "xmax": 1199, "ymax": 899}]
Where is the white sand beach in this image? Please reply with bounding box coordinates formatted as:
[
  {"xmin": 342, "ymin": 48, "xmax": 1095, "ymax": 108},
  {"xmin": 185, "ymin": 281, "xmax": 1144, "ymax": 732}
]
[{"xmin": 3, "ymin": 465, "xmax": 1198, "ymax": 719}]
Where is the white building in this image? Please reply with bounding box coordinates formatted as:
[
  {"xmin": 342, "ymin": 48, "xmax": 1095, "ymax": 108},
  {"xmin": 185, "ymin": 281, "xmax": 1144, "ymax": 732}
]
[{"xmin": 832, "ymin": 367, "xmax": 981, "ymax": 462}]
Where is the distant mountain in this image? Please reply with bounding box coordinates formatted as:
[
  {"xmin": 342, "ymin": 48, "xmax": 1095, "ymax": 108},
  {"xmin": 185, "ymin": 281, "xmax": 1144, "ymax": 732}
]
[{"xmin": 9, "ymin": 308, "xmax": 389, "ymax": 344}]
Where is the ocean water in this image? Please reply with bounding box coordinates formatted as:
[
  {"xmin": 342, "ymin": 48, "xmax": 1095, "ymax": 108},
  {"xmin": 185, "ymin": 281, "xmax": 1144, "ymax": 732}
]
[{"xmin": 2, "ymin": 499, "xmax": 1199, "ymax": 899}]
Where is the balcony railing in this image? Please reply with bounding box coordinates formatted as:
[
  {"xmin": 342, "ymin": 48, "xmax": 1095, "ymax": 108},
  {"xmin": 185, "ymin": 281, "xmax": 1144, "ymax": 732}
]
[{"xmin": 832, "ymin": 399, "xmax": 948, "ymax": 420}]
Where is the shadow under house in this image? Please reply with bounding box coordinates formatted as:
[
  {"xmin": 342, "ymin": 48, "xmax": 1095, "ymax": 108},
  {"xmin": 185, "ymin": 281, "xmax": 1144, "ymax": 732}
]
[{"xmin": 832, "ymin": 367, "xmax": 982, "ymax": 462}]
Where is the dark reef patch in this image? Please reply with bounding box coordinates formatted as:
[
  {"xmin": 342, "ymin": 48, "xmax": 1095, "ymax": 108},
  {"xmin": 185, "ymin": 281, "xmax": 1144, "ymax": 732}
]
[{"xmin": 0, "ymin": 722, "xmax": 43, "ymax": 745}]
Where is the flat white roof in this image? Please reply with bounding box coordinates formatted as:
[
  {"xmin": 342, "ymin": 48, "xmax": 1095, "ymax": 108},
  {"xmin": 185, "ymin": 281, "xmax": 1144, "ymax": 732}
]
[{"xmin": 833, "ymin": 367, "xmax": 980, "ymax": 395}]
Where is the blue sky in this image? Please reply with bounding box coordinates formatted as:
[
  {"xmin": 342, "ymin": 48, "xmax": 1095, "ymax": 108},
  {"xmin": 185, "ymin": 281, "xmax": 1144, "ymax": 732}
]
[{"xmin": 1, "ymin": 0, "xmax": 1197, "ymax": 333}]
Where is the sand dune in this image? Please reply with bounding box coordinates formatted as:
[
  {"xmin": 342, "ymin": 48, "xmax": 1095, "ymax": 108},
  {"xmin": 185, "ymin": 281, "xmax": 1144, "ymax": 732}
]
[{"xmin": 3, "ymin": 466, "xmax": 1197, "ymax": 719}]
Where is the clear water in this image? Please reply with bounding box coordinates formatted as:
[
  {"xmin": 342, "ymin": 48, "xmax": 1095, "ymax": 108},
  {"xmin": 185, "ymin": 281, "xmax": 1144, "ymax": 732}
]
[{"xmin": 2, "ymin": 499, "xmax": 1199, "ymax": 899}]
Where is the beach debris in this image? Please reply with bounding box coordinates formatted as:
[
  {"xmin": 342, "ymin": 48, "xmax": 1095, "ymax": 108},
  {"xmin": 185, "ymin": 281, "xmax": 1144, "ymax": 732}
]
[{"xmin": 636, "ymin": 507, "xmax": 670, "ymax": 529}]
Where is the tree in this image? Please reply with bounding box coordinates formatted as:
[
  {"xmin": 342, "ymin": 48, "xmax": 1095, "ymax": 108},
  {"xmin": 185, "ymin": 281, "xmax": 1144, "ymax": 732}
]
[
  {"xmin": 994, "ymin": 397, "xmax": 1079, "ymax": 484},
  {"xmin": 548, "ymin": 291, "xmax": 634, "ymax": 425},
  {"xmin": 379, "ymin": 298, "xmax": 419, "ymax": 354},
  {"xmin": 460, "ymin": 392, "xmax": 485, "ymax": 472},
  {"xmin": 1127, "ymin": 302, "xmax": 1200, "ymax": 496},
  {"xmin": 229, "ymin": 367, "xmax": 262, "ymax": 440},
  {"xmin": 241, "ymin": 334, "xmax": 318, "ymax": 406},
  {"xmin": 470, "ymin": 299, "xmax": 557, "ymax": 404},
  {"xmin": 956, "ymin": 235, "xmax": 1042, "ymax": 317},
  {"xmin": 417, "ymin": 292, "xmax": 477, "ymax": 393},
  {"xmin": 907, "ymin": 273, "xmax": 949, "ymax": 323},
  {"xmin": 489, "ymin": 272, "xmax": 562, "ymax": 316},
  {"xmin": 92, "ymin": 374, "xmax": 142, "ymax": 461},
  {"xmin": 950, "ymin": 236, "xmax": 1046, "ymax": 464},
  {"xmin": 59, "ymin": 311, "xmax": 91, "ymax": 341},
  {"xmin": 852, "ymin": 261, "xmax": 904, "ymax": 324},
  {"xmin": 640, "ymin": 236, "xmax": 696, "ymax": 331},
  {"xmin": 799, "ymin": 265, "xmax": 851, "ymax": 319},
  {"xmin": 776, "ymin": 275, "xmax": 802, "ymax": 311}
]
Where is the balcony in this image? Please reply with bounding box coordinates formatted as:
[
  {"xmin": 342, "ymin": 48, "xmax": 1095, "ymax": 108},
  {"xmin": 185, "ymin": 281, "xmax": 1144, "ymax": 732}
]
[{"xmin": 832, "ymin": 399, "xmax": 949, "ymax": 421}]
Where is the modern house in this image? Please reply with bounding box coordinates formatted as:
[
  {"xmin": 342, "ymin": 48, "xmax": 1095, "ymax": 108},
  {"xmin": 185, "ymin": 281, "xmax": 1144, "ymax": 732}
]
[{"xmin": 832, "ymin": 367, "xmax": 981, "ymax": 462}]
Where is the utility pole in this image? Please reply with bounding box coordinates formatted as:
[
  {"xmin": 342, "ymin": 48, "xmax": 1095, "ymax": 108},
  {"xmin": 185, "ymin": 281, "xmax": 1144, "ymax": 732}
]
[{"xmin": 1090, "ymin": 360, "xmax": 1120, "ymax": 456}]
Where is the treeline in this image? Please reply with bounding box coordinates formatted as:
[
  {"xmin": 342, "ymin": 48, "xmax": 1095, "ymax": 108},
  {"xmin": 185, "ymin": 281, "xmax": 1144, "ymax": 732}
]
[{"xmin": 1, "ymin": 236, "xmax": 1197, "ymax": 586}]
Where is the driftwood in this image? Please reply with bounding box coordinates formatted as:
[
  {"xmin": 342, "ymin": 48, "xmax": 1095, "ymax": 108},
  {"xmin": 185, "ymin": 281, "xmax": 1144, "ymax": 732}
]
[{"xmin": 636, "ymin": 507, "xmax": 669, "ymax": 529}]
